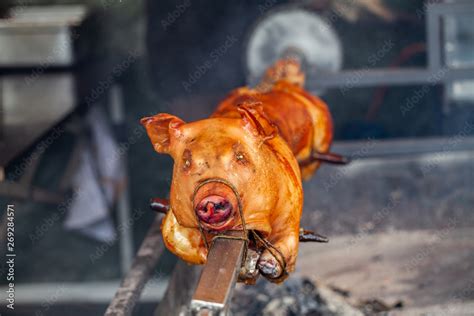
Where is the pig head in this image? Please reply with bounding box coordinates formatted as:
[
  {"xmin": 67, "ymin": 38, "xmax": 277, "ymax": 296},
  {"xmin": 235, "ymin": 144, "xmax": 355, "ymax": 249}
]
[{"xmin": 141, "ymin": 103, "xmax": 303, "ymax": 282}]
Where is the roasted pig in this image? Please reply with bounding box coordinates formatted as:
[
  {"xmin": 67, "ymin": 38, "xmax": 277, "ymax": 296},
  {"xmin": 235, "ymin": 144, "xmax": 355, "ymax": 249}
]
[{"xmin": 141, "ymin": 59, "xmax": 346, "ymax": 283}]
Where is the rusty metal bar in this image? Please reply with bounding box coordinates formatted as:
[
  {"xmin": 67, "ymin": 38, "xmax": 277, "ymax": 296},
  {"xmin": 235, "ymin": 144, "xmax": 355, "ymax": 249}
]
[
  {"xmin": 190, "ymin": 232, "xmax": 246, "ymax": 315},
  {"xmin": 105, "ymin": 214, "xmax": 164, "ymax": 316}
]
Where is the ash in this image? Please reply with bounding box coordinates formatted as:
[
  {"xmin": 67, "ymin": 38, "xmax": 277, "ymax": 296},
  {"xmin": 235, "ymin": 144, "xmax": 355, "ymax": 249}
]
[{"xmin": 231, "ymin": 276, "xmax": 362, "ymax": 316}]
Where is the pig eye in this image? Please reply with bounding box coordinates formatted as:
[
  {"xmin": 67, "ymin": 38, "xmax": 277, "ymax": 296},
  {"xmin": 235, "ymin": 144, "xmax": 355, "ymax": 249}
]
[
  {"xmin": 234, "ymin": 151, "xmax": 248, "ymax": 164},
  {"xmin": 232, "ymin": 143, "xmax": 249, "ymax": 165},
  {"xmin": 182, "ymin": 149, "xmax": 192, "ymax": 170}
]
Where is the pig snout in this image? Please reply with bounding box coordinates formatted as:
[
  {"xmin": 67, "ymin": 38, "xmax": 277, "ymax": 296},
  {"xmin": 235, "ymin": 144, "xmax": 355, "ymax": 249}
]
[
  {"xmin": 196, "ymin": 195, "xmax": 233, "ymax": 224},
  {"xmin": 193, "ymin": 180, "xmax": 239, "ymax": 231}
]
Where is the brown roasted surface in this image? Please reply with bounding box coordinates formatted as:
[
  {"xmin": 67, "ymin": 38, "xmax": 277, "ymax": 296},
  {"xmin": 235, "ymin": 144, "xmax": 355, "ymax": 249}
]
[
  {"xmin": 141, "ymin": 59, "xmax": 335, "ymax": 283},
  {"xmin": 213, "ymin": 78, "xmax": 334, "ymax": 179}
]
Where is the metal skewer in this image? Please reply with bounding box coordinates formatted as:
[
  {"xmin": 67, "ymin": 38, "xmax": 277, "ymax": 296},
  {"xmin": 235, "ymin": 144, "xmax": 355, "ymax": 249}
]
[{"xmin": 190, "ymin": 231, "xmax": 247, "ymax": 315}]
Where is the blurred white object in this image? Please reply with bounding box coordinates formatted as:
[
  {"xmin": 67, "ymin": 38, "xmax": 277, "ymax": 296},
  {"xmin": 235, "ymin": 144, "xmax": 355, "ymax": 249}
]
[
  {"xmin": 444, "ymin": 11, "xmax": 474, "ymax": 103},
  {"xmin": 64, "ymin": 147, "xmax": 116, "ymax": 242},
  {"xmin": 64, "ymin": 106, "xmax": 123, "ymax": 242},
  {"xmin": 0, "ymin": 5, "xmax": 86, "ymax": 66},
  {"xmin": 245, "ymin": 7, "xmax": 342, "ymax": 94},
  {"xmin": 88, "ymin": 106, "xmax": 124, "ymax": 204}
]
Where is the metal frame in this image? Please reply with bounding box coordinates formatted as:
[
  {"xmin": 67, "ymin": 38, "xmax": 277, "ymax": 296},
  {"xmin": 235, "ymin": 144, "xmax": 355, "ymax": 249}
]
[
  {"xmin": 306, "ymin": 68, "xmax": 474, "ymax": 89},
  {"xmin": 331, "ymin": 136, "xmax": 474, "ymax": 159},
  {"xmin": 303, "ymin": 2, "xmax": 474, "ymax": 91},
  {"xmin": 0, "ymin": 87, "xmax": 141, "ymax": 313},
  {"xmin": 0, "ymin": 280, "xmax": 168, "ymax": 305},
  {"xmin": 0, "ymin": 5, "xmax": 138, "ymax": 315},
  {"xmin": 108, "ymin": 85, "xmax": 134, "ymax": 276}
]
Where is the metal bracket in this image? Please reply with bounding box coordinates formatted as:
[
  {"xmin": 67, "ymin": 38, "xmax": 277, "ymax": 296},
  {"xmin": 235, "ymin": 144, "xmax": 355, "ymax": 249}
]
[{"xmin": 190, "ymin": 231, "xmax": 247, "ymax": 315}]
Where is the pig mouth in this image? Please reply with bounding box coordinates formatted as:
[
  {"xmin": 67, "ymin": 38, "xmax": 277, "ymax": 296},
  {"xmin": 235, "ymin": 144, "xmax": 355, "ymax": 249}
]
[
  {"xmin": 193, "ymin": 179, "xmax": 239, "ymax": 232},
  {"xmin": 195, "ymin": 195, "xmax": 233, "ymax": 226}
]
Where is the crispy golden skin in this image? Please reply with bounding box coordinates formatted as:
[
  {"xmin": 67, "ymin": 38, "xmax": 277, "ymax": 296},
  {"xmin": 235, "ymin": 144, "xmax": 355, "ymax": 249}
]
[
  {"xmin": 141, "ymin": 59, "xmax": 334, "ymax": 282},
  {"xmin": 213, "ymin": 79, "xmax": 334, "ymax": 180}
]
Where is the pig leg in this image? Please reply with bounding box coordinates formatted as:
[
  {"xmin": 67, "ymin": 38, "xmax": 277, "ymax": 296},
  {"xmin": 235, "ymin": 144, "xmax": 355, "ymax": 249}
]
[
  {"xmin": 257, "ymin": 214, "xmax": 300, "ymax": 282},
  {"xmin": 161, "ymin": 210, "xmax": 208, "ymax": 265}
]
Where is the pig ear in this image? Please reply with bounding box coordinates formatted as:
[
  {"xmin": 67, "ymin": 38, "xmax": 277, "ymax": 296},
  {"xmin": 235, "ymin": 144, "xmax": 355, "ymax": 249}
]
[
  {"xmin": 140, "ymin": 113, "xmax": 185, "ymax": 154},
  {"xmin": 237, "ymin": 103, "xmax": 278, "ymax": 140}
]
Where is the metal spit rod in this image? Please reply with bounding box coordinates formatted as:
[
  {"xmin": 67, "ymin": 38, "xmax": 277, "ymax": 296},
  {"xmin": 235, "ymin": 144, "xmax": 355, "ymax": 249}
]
[{"xmin": 190, "ymin": 231, "xmax": 247, "ymax": 315}]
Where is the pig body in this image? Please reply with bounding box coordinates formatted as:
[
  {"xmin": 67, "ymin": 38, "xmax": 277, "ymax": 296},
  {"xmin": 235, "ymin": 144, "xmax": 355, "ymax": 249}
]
[{"xmin": 141, "ymin": 60, "xmax": 335, "ymax": 282}]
